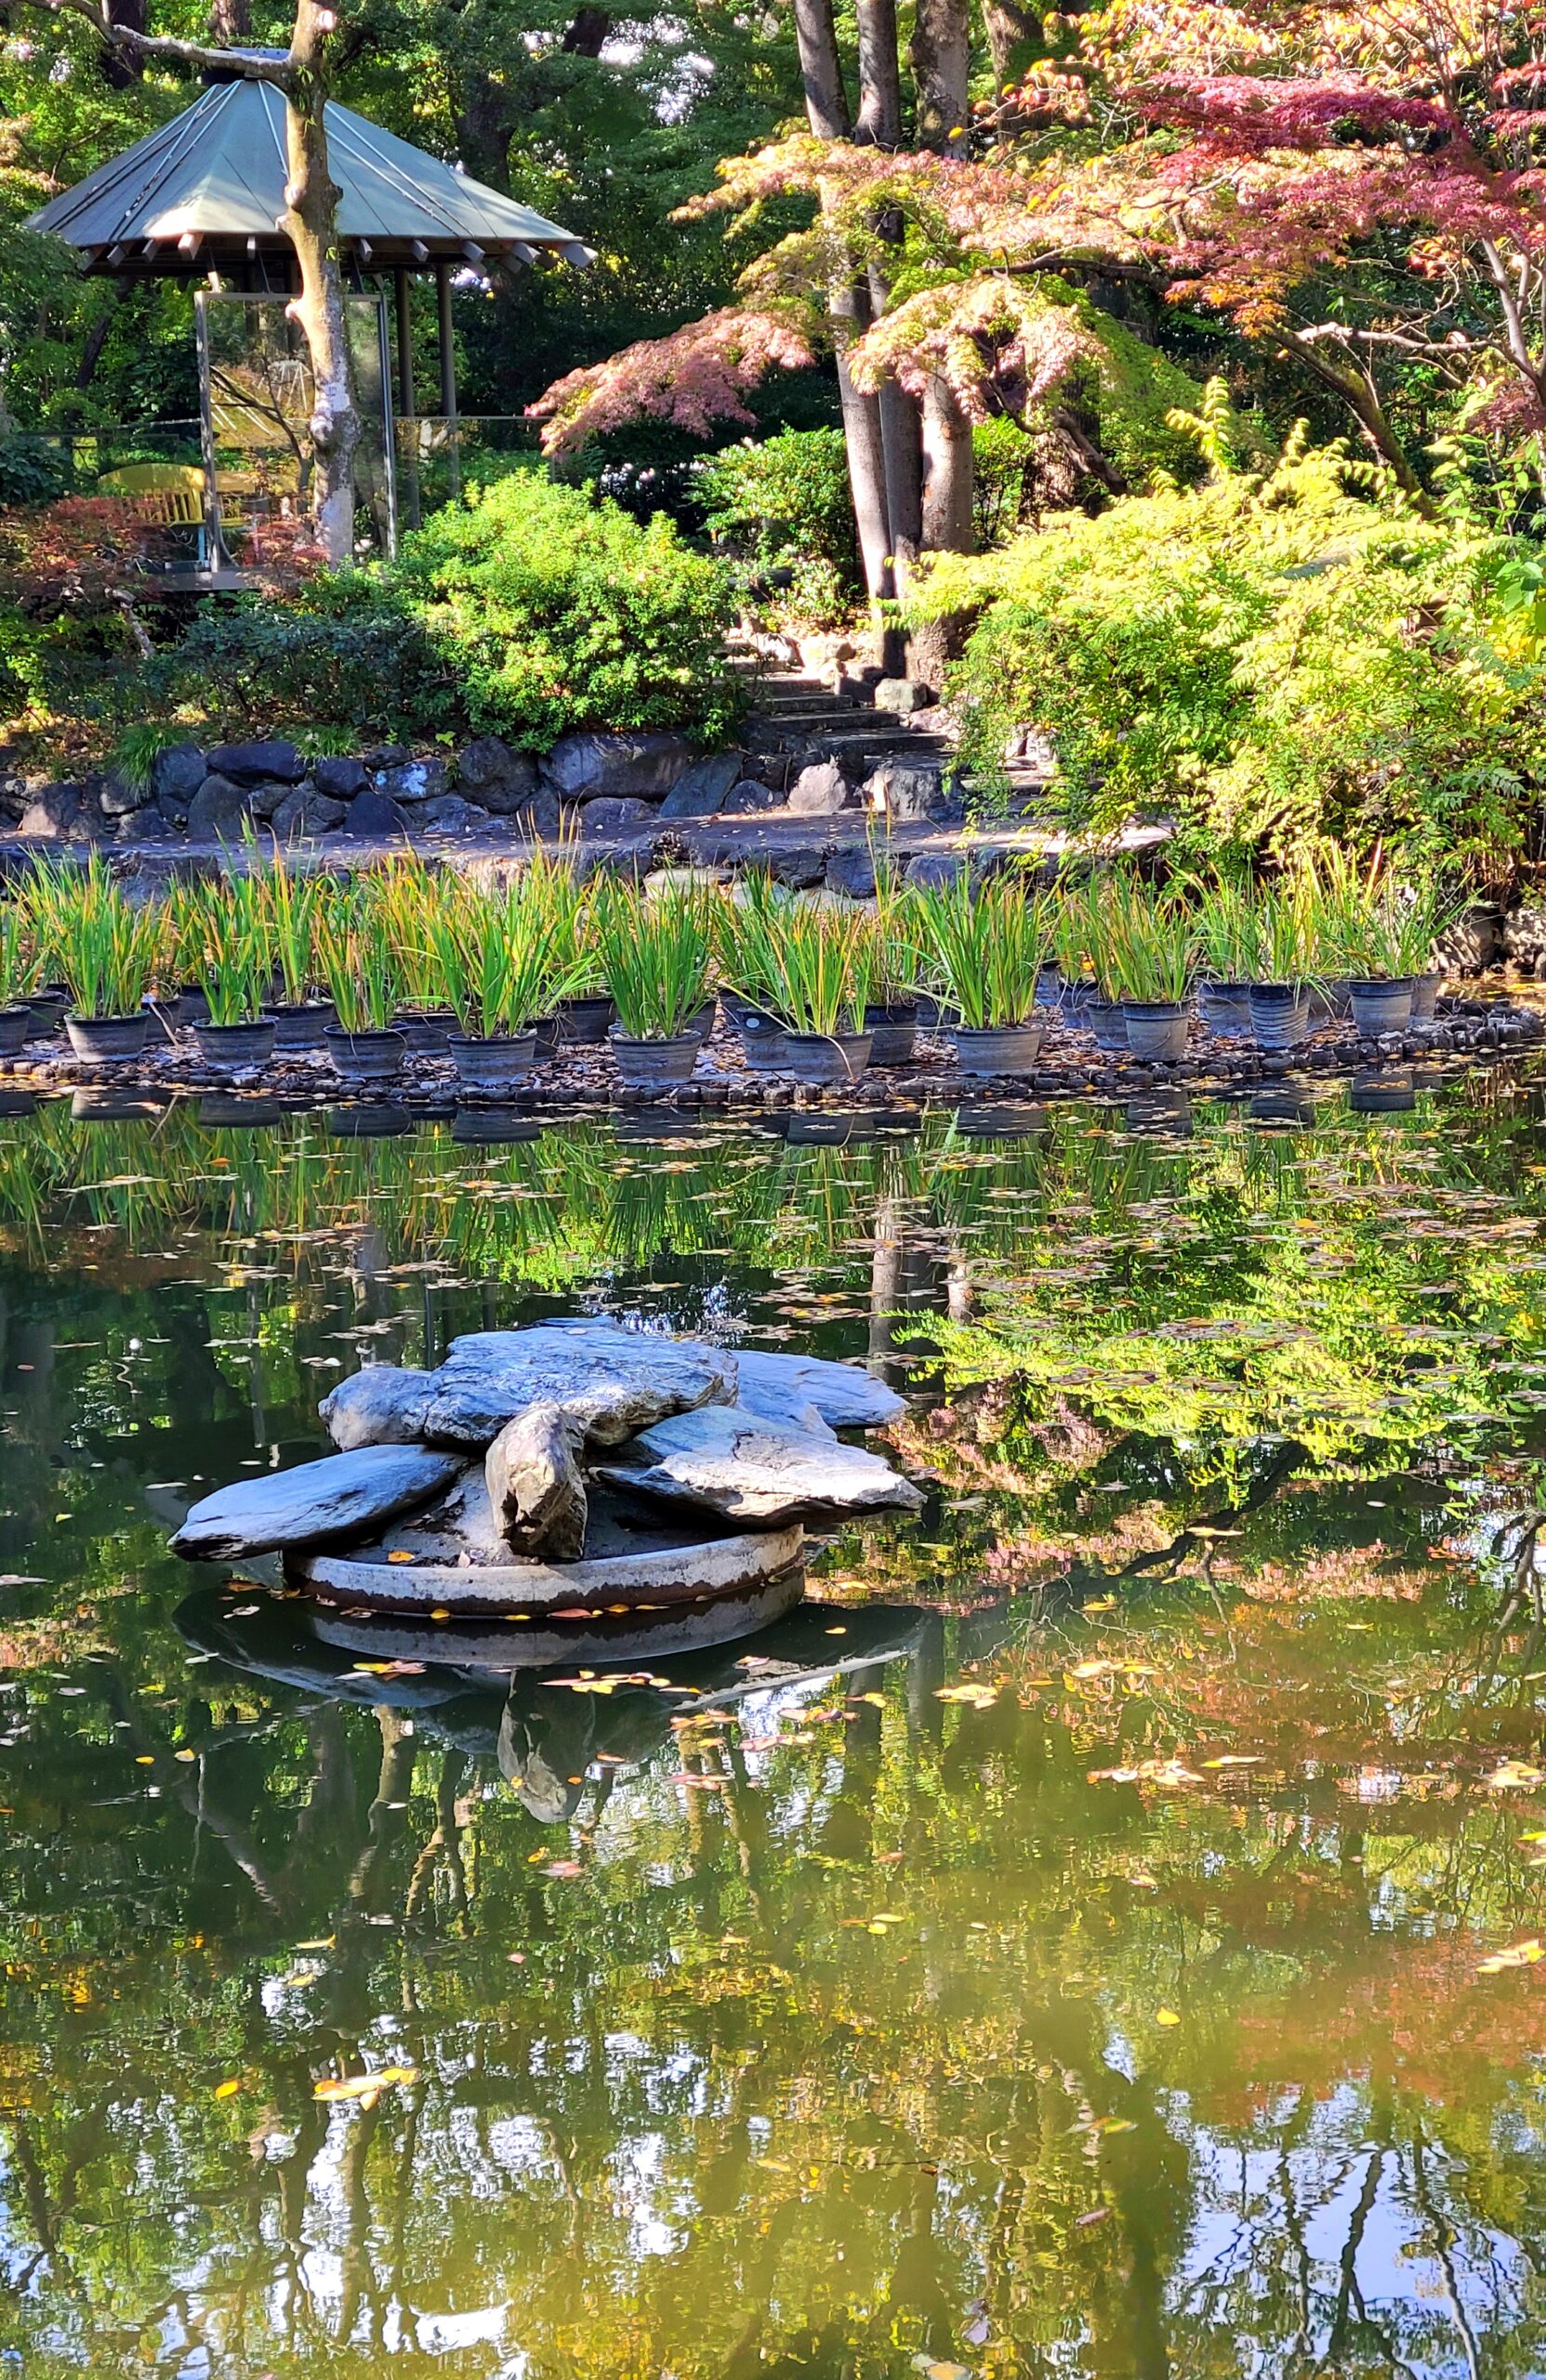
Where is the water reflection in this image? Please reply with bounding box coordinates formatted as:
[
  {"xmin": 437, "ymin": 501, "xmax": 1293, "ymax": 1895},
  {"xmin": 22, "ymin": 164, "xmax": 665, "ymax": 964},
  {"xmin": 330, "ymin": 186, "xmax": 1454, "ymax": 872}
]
[{"xmin": 2, "ymin": 1074, "xmax": 1546, "ymax": 2374}]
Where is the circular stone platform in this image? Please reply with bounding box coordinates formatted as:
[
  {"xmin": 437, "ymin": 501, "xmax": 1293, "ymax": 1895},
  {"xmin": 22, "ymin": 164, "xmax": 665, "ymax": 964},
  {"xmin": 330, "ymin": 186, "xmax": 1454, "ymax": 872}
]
[{"xmin": 293, "ymin": 1517, "xmax": 807, "ymax": 1619}]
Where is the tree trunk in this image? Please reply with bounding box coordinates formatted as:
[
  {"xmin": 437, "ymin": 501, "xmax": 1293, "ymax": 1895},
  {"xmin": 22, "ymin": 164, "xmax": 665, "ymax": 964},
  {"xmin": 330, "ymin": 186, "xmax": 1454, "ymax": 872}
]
[
  {"xmin": 209, "ymin": 0, "xmax": 249, "ymax": 42},
  {"xmin": 791, "ymin": 0, "xmax": 895, "ymax": 638},
  {"xmin": 283, "ymin": 1, "xmax": 361, "ymax": 564},
  {"xmin": 855, "ymin": 0, "xmax": 924, "ymax": 567},
  {"xmin": 910, "ymin": 0, "xmax": 973, "ymax": 681},
  {"xmin": 979, "ymin": 0, "xmax": 1040, "ymax": 84},
  {"xmin": 911, "ymin": 0, "xmax": 970, "ymax": 152},
  {"xmin": 99, "ymin": 0, "xmax": 144, "ymax": 86}
]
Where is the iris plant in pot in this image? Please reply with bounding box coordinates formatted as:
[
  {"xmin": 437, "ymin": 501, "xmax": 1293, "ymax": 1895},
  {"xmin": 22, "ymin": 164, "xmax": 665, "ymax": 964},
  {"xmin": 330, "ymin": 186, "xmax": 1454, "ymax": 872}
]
[
  {"xmin": 319, "ymin": 905, "xmax": 406, "ymax": 1084},
  {"xmin": 188, "ymin": 879, "xmax": 279, "ymax": 1068},
  {"xmin": 0, "ymin": 903, "xmax": 41, "ymax": 1057},
  {"xmin": 752, "ymin": 902, "xmax": 878, "ymax": 1085},
  {"xmin": 258, "ymin": 842, "xmax": 336, "ymax": 1047},
  {"xmin": 1189, "ymin": 877, "xmax": 1257, "ymax": 1038},
  {"xmin": 430, "ymin": 879, "xmax": 588, "ymax": 1094},
  {"xmin": 1101, "ymin": 879, "xmax": 1193, "ymax": 1061},
  {"xmin": 29, "ymin": 856, "xmax": 165, "ymax": 1063},
  {"xmin": 913, "ymin": 871, "xmax": 1050, "ymax": 1077},
  {"xmin": 1246, "ymin": 881, "xmax": 1317, "ymax": 1051},
  {"xmin": 864, "ymin": 871, "xmax": 923, "ymax": 1064},
  {"xmin": 1341, "ymin": 873, "xmax": 1461, "ymax": 1029},
  {"xmin": 598, "ymin": 887, "xmax": 715, "ymax": 1091}
]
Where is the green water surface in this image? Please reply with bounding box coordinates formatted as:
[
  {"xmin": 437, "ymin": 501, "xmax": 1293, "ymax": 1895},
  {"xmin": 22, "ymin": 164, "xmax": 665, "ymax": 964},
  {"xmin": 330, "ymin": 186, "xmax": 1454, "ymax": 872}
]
[{"xmin": 4, "ymin": 1073, "xmax": 1546, "ymax": 2377}]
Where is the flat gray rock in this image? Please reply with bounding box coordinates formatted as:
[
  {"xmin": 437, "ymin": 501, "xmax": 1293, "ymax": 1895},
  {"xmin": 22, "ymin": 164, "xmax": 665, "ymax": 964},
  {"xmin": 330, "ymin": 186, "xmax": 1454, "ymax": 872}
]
[
  {"xmin": 597, "ymin": 1404, "xmax": 922, "ymax": 1524},
  {"xmin": 423, "ymin": 1322, "xmax": 736, "ymax": 1448},
  {"xmin": 321, "ymin": 1364, "xmax": 433, "ymax": 1449},
  {"xmin": 172, "ymin": 1444, "xmax": 462, "ymax": 1561},
  {"xmin": 733, "ymin": 1371, "xmax": 836, "ymax": 1440},
  {"xmin": 733, "ymin": 1348, "xmax": 905, "ymax": 1429}
]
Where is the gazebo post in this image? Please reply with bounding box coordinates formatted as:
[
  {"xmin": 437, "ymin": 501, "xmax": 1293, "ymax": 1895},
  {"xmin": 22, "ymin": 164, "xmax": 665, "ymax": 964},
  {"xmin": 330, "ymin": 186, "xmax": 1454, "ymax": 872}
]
[
  {"xmin": 435, "ymin": 260, "xmax": 460, "ymax": 495},
  {"xmin": 394, "ymin": 265, "xmax": 422, "ymax": 531}
]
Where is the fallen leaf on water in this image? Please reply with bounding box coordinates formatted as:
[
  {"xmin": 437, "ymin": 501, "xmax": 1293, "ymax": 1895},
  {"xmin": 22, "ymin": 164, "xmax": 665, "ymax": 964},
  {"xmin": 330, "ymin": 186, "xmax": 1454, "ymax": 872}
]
[
  {"xmin": 314, "ymin": 2065, "xmax": 417, "ymax": 2106},
  {"xmin": 545, "ymin": 1860, "xmax": 583, "ymax": 1878},
  {"xmin": 1478, "ymin": 1937, "xmax": 1544, "ymax": 1974},
  {"xmin": 1156, "ymin": 2007, "xmax": 1182, "ymax": 2027},
  {"xmin": 1485, "ymin": 1762, "xmax": 1544, "ymax": 1790},
  {"xmin": 1075, "ymin": 2207, "xmax": 1112, "ymax": 2228},
  {"xmin": 214, "ymin": 2078, "xmax": 242, "ymax": 2099}
]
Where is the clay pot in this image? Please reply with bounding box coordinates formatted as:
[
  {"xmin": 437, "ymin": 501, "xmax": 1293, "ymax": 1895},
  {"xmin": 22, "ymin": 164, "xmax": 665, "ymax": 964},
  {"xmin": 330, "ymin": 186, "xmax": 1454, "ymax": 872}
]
[
  {"xmin": 558, "ymin": 993, "xmax": 617, "ymax": 1044},
  {"xmin": 448, "ymin": 1032, "xmax": 537, "ymax": 1094},
  {"xmin": 1248, "ymin": 984, "xmax": 1310, "ymax": 1051},
  {"xmin": 864, "ymin": 1002, "xmax": 918, "ymax": 1066},
  {"xmin": 1197, "ymin": 981, "xmax": 1253, "ymax": 1038},
  {"xmin": 65, "ymin": 1012, "xmax": 152, "ymax": 1063},
  {"xmin": 779, "ymin": 1030, "xmax": 874, "ymax": 1087},
  {"xmin": 0, "ymin": 1005, "xmax": 33, "ymax": 1057},
  {"xmin": 324, "ymin": 1026, "xmax": 407, "ymax": 1085},
  {"xmin": 193, "ymin": 1018, "xmax": 278, "ymax": 1069},
  {"xmin": 951, "ymin": 1022, "xmax": 1044, "ymax": 1078},
  {"xmin": 1347, "ymin": 976, "xmax": 1413, "ymax": 1035},
  {"xmin": 609, "ymin": 1028, "xmax": 701, "ymax": 1091},
  {"xmin": 1122, "ymin": 1000, "xmax": 1190, "ymax": 1061},
  {"xmin": 269, "ymin": 1001, "xmax": 337, "ymax": 1051}
]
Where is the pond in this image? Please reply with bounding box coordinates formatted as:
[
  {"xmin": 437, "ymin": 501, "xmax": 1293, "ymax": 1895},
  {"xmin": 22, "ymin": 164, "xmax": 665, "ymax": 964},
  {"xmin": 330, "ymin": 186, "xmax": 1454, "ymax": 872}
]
[{"xmin": 6, "ymin": 1070, "xmax": 1546, "ymax": 2377}]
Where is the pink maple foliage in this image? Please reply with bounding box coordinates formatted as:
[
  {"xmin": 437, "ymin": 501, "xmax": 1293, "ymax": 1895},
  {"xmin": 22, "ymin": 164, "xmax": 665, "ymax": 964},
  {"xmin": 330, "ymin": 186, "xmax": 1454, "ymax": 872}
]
[{"xmin": 527, "ymin": 308, "xmax": 816, "ymax": 456}]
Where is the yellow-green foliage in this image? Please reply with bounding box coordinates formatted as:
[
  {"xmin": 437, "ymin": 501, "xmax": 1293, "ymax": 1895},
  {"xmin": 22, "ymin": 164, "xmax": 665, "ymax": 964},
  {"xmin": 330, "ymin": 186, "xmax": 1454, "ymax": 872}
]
[{"xmin": 918, "ymin": 421, "xmax": 1545, "ymax": 866}]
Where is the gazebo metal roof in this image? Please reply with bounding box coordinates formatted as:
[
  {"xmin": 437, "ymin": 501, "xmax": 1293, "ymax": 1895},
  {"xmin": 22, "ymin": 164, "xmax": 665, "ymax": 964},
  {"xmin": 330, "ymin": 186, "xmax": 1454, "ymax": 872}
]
[{"xmin": 26, "ymin": 77, "xmax": 588, "ymax": 276}]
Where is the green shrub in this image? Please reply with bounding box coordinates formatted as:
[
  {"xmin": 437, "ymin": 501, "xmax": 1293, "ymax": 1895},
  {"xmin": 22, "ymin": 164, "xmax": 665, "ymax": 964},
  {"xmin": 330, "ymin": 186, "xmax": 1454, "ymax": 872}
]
[
  {"xmin": 385, "ymin": 469, "xmax": 741, "ymax": 747},
  {"xmin": 698, "ymin": 428, "xmax": 860, "ymax": 628},
  {"xmin": 145, "ymin": 470, "xmax": 742, "ymax": 750},
  {"xmin": 916, "ymin": 425, "xmax": 1546, "ymax": 870}
]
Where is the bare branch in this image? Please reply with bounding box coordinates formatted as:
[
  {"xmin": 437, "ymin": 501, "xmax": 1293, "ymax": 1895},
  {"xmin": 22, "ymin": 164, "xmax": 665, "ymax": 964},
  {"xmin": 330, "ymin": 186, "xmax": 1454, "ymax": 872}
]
[{"xmin": 37, "ymin": 0, "xmax": 295, "ymax": 86}]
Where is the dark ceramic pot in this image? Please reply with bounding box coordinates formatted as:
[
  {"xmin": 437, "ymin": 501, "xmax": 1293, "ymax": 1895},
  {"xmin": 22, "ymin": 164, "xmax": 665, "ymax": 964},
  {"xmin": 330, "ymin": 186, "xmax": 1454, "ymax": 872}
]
[
  {"xmin": 1347, "ymin": 976, "xmax": 1413, "ymax": 1036},
  {"xmin": 1248, "ymin": 983, "xmax": 1310, "ymax": 1051},
  {"xmin": 608, "ymin": 1028, "xmax": 701, "ymax": 1091},
  {"xmin": 1122, "ymin": 1000, "xmax": 1190, "ymax": 1062},
  {"xmin": 176, "ymin": 985, "xmax": 211, "ymax": 1029},
  {"xmin": 324, "ymin": 1026, "xmax": 407, "ymax": 1085},
  {"xmin": 65, "ymin": 1012, "xmax": 152, "ymax": 1063},
  {"xmin": 269, "ymin": 1000, "xmax": 337, "ymax": 1051},
  {"xmin": 951, "ymin": 1022, "xmax": 1044, "ymax": 1078},
  {"xmin": 864, "ymin": 1003, "xmax": 918, "ymax": 1067},
  {"xmin": 558, "ymin": 993, "xmax": 617, "ymax": 1045},
  {"xmin": 780, "ymin": 1029, "xmax": 874, "ymax": 1087},
  {"xmin": 0, "ymin": 1004, "xmax": 32, "ymax": 1057},
  {"xmin": 1408, "ymin": 971, "xmax": 1441, "ymax": 1020},
  {"xmin": 1197, "ymin": 981, "xmax": 1252, "ymax": 1038},
  {"xmin": 1085, "ymin": 998, "xmax": 1129, "ymax": 1053},
  {"xmin": 448, "ymin": 1032, "xmax": 537, "ymax": 1094},
  {"xmin": 395, "ymin": 1009, "xmax": 457, "ymax": 1056},
  {"xmin": 193, "ymin": 1018, "xmax": 278, "ymax": 1069}
]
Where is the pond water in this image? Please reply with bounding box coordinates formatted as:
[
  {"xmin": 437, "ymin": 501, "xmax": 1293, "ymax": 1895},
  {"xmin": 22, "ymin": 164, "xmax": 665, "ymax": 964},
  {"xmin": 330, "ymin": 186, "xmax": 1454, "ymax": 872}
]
[{"xmin": 7, "ymin": 1071, "xmax": 1546, "ymax": 2377}]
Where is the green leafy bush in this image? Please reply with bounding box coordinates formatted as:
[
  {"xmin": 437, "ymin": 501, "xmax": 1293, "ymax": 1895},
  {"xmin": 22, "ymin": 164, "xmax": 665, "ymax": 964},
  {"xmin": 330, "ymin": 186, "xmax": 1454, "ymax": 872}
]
[
  {"xmin": 917, "ymin": 425, "xmax": 1546, "ymax": 869},
  {"xmin": 385, "ymin": 469, "xmax": 741, "ymax": 747},
  {"xmin": 145, "ymin": 469, "xmax": 742, "ymax": 750},
  {"xmin": 698, "ymin": 428, "xmax": 860, "ymax": 628}
]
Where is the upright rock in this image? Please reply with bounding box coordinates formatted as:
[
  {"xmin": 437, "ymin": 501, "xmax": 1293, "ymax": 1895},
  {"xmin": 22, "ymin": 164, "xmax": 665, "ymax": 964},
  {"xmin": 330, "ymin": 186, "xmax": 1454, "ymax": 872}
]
[{"xmin": 485, "ymin": 1401, "xmax": 588, "ymax": 1557}]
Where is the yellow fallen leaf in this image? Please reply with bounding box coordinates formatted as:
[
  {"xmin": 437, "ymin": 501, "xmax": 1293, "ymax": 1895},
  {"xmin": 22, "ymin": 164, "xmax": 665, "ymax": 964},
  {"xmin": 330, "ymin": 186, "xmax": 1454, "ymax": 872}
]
[
  {"xmin": 314, "ymin": 2065, "xmax": 417, "ymax": 2104},
  {"xmin": 1156, "ymin": 2007, "xmax": 1182, "ymax": 2026},
  {"xmin": 174, "ymin": 1748, "xmax": 196, "ymax": 1763},
  {"xmin": 1478, "ymin": 1937, "xmax": 1544, "ymax": 1973},
  {"xmin": 214, "ymin": 2078, "xmax": 242, "ymax": 2099}
]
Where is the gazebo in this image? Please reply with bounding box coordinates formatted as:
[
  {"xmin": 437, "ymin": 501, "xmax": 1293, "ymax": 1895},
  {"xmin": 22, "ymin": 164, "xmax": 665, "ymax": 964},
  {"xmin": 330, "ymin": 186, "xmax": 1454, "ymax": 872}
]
[{"xmin": 27, "ymin": 78, "xmax": 587, "ymax": 565}]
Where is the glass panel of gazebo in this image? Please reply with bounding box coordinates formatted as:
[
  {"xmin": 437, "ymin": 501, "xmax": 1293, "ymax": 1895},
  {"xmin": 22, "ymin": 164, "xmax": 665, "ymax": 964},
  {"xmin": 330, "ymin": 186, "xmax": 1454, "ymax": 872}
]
[{"xmin": 195, "ymin": 290, "xmax": 397, "ymax": 566}]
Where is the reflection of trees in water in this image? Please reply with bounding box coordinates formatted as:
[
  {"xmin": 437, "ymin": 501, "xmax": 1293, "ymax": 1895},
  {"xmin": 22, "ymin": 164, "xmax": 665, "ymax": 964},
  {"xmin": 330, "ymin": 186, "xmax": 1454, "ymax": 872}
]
[{"xmin": 5, "ymin": 1537, "xmax": 1546, "ymax": 2377}]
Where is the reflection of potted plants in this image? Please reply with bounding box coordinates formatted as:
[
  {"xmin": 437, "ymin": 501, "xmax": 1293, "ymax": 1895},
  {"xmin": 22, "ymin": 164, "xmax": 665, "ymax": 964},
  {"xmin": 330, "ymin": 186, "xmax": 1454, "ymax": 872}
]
[
  {"xmin": 1102, "ymin": 879, "xmax": 1193, "ymax": 1061},
  {"xmin": 599, "ymin": 888, "xmax": 715, "ymax": 1091},
  {"xmin": 189, "ymin": 884, "xmax": 278, "ymax": 1068},
  {"xmin": 914, "ymin": 872, "xmax": 1048, "ymax": 1077},
  {"xmin": 320, "ymin": 913, "xmax": 406, "ymax": 1084},
  {"xmin": 31, "ymin": 857, "xmax": 164, "ymax": 1063}
]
